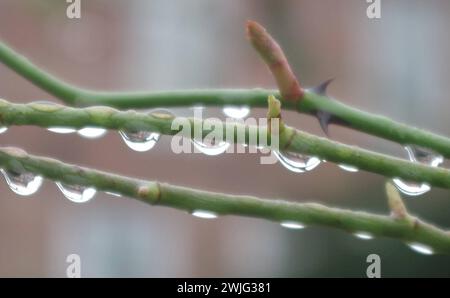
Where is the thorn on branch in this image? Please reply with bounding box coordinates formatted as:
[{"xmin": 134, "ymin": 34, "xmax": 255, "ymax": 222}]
[
  {"xmin": 246, "ymin": 20, "xmax": 304, "ymax": 102},
  {"xmin": 310, "ymin": 78, "xmax": 334, "ymax": 96},
  {"xmin": 310, "ymin": 79, "xmax": 349, "ymax": 137},
  {"xmin": 312, "ymin": 79, "xmax": 334, "ymax": 136}
]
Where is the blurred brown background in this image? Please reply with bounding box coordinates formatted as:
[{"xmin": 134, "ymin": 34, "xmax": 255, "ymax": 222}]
[{"xmin": 0, "ymin": 0, "xmax": 449, "ymax": 277}]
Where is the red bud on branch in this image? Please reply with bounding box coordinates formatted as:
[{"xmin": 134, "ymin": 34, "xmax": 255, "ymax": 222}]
[{"xmin": 246, "ymin": 20, "xmax": 304, "ymax": 101}]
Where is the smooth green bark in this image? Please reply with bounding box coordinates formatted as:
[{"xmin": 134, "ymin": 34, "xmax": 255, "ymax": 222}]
[
  {"xmin": 0, "ymin": 147, "xmax": 449, "ymax": 254},
  {"xmin": 1, "ymin": 41, "xmax": 450, "ymax": 158},
  {"xmin": 1, "ymin": 99, "xmax": 450, "ymax": 189}
]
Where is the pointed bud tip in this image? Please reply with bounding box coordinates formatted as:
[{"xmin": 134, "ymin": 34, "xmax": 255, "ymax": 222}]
[
  {"xmin": 267, "ymin": 95, "xmax": 282, "ymax": 119},
  {"xmin": 246, "ymin": 20, "xmax": 264, "ymax": 34},
  {"xmin": 246, "ymin": 21, "xmax": 267, "ymax": 46},
  {"xmin": 385, "ymin": 182, "xmax": 409, "ymax": 219}
]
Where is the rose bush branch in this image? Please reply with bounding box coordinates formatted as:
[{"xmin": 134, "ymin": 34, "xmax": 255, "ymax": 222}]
[
  {"xmin": 0, "ymin": 146, "xmax": 448, "ymax": 254},
  {"xmin": 1, "ymin": 23, "xmax": 450, "ymax": 157},
  {"xmin": 1, "ymin": 98, "xmax": 450, "ymax": 189}
]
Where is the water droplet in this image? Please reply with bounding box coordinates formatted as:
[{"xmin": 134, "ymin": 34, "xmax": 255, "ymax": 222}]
[
  {"xmin": 0, "ymin": 127, "xmax": 8, "ymax": 134},
  {"xmin": 192, "ymin": 138, "xmax": 230, "ymax": 156},
  {"xmin": 280, "ymin": 221, "xmax": 305, "ymax": 229},
  {"xmin": 56, "ymin": 182, "xmax": 96, "ymax": 203},
  {"xmin": 0, "ymin": 169, "xmax": 43, "ymax": 196},
  {"xmin": 118, "ymin": 109, "xmax": 173, "ymax": 152},
  {"xmin": 191, "ymin": 210, "xmax": 218, "ymax": 219},
  {"xmin": 105, "ymin": 191, "xmax": 122, "ymax": 197},
  {"xmin": 353, "ymin": 232, "xmax": 374, "ymax": 240},
  {"xmin": 405, "ymin": 145, "xmax": 443, "ymax": 167},
  {"xmin": 392, "ymin": 178, "xmax": 430, "ymax": 197},
  {"xmin": 119, "ymin": 130, "xmax": 160, "ymax": 152},
  {"xmin": 222, "ymin": 106, "xmax": 250, "ymax": 119},
  {"xmin": 47, "ymin": 127, "xmax": 77, "ymax": 134},
  {"xmin": 274, "ymin": 151, "xmax": 321, "ymax": 173},
  {"xmin": 77, "ymin": 127, "xmax": 107, "ymax": 139},
  {"xmin": 393, "ymin": 145, "xmax": 442, "ymax": 197},
  {"xmin": 407, "ymin": 242, "xmax": 434, "ymax": 255},
  {"xmin": 338, "ymin": 164, "xmax": 359, "ymax": 172}
]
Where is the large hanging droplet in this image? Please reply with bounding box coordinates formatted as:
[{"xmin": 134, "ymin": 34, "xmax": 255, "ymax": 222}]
[
  {"xmin": 393, "ymin": 145, "xmax": 443, "ymax": 197},
  {"xmin": 191, "ymin": 210, "xmax": 218, "ymax": 219},
  {"xmin": 56, "ymin": 182, "xmax": 96, "ymax": 203},
  {"xmin": 0, "ymin": 169, "xmax": 43, "ymax": 196},
  {"xmin": 77, "ymin": 127, "xmax": 107, "ymax": 139},
  {"xmin": 407, "ymin": 242, "xmax": 434, "ymax": 255},
  {"xmin": 191, "ymin": 106, "xmax": 230, "ymax": 155},
  {"xmin": 119, "ymin": 130, "xmax": 160, "ymax": 152},
  {"xmin": 405, "ymin": 145, "xmax": 443, "ymax": 166},
  {"xmin": 0, "ymin": 127, "xmax": 8, "ymax": 134},
  {"xmin": 191, "ymin": 138, "xmax": 230, "ymax": 156},
  {"xmin": 222, "ymin": 106, "xmax": 250, "ymax": 119},
  {"xmin": 47, "ymin": 127, "xmax": 77, "ymax": 134},
  {"xmin": 280, "ymin": 221, "xmax": 305, "ymax": 230},
  {"xmin": 392, "ymin": 178, "xmax": 430, "ymax": 197},
  {"xmin": 118, "ymin": 109, "xmax": 174, "ymax": 152},
  {"xmin": 274, "ymin": 151, "xmax": 321, "ymax": 173}
]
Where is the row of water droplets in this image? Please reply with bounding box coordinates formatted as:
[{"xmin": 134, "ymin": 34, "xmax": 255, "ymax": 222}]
[
  {"xmin": 0, "ymin": 167, "xmax": 102, "ymax": 203},
  {"xmin": 0, "ymin": 106, "xmax": 444, "ymax": 254},
  {"xmin": 44, "ymin": 105, "xmax": 248, "ymax": 155},
  {"xmin": 0, "ymin": 166, "xmax": 432, "ymax": 255},
  {"xmin": 0, "ymin": 106, "xmax": 249, "ymax": 203},
  {"xmin": 1, "ymin": 104, "xmax": 360, "ymax": 171},
  {"xmin": 190, "ymin": 209, "xmax": 434, "ymax": 255},
  {"xmin": 2, "ymin": 103, "xmax": 445, "ymax": 178},
  {"xmin": 2, "ymin": 104, "xmax": 445, "ymax": 183},
  {"xmin": 225, "ymin": 107, "xmax": 357, "ymax": 173},
  {"xmin": 3, "ymin": 105, "xmax": 432, "ymax": 200},
  {"xmin": 0, "ymin": 104, "xmax": 362, "ymax": 202},
  {"xmin": 1, "ymin": 122, "xmax": 438, "ymax": 256},
  {"xmin": 0, "ymin": 124, "xmax": 109, "ymax": 202},
  {"xmin": 273, "ymin": 142, "xmax": 445, "ymax": 197}
]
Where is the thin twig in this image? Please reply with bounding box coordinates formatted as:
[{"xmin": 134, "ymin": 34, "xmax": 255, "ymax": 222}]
[
  {"xmin": 1, "ymin": 98, "xmax": 450, "ymax": 189},
  {"xmin": 0, "ymin": 146, "xmax": 448, "ymax": 254},
  {"xmin": 1, "ymin": 40, "xmax": 450, "ymax": 158}
]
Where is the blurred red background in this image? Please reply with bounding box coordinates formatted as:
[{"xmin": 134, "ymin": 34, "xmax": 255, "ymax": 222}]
[{"xmin": 0, "ymin": 0, "xmax": 449, "ymax": 277}]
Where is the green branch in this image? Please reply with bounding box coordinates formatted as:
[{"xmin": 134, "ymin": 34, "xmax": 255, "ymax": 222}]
[
  {"xmin": 1, "ymin": 41, "xmax": 450, "ymax": 158},
  {"xmin": 1, "ymin": 98, "xmax": 450, "ymax": 189},
  {"xmin": 0, "ymin": 146, "xmax": 448, "ymax": 254}
]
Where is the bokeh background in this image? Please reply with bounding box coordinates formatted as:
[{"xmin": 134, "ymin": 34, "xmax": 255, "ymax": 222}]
[{"xmin": 1, "ymin": 0, "xmax": 450, "ymax": 277}]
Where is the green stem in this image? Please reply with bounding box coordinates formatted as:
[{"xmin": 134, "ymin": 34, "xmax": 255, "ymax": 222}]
[
  {"xmin": 1, "ymin": 99, "xmax": 450, "ymax": 189},
  {"xmin": 0, "ymin": 146, "xmax": 448, "ymax": 254},
  {"xmin": 1, "ymin": 41, "xmax": 450, "ymax": 158}
]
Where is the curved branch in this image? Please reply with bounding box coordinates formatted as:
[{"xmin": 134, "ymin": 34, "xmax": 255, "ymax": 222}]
[
  {"xmin": 1, "ymin": 98, "xmax": 450, "ymax": 189},
  {"xmin": 1, "ymin": 41, "xmax": 450, "ymax": 158},
  {"xmin": 0, "ymin": 146, "xmax": 448, "ymax": 254}
]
